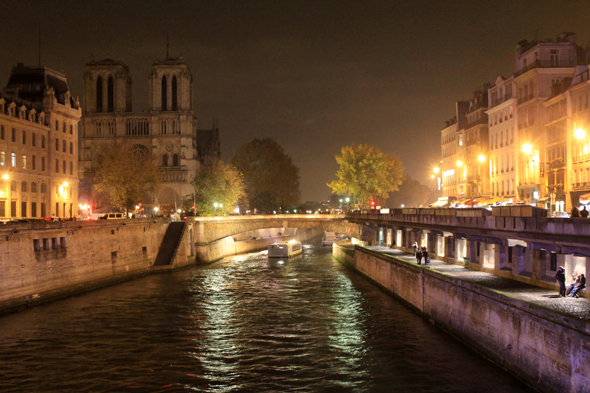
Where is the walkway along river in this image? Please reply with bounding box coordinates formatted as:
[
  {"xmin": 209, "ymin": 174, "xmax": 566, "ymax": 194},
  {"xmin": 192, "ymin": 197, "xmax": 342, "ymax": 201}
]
[{"xmin": 0, "ymin": 240, "xmax": 534, "ymax": 392}]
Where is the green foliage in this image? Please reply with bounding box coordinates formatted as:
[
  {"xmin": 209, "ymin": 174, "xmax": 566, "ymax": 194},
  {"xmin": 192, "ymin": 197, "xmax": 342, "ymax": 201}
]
[
  {"xmin": 231, "ymin": 138, "xmax": 300, "ymax": 213},
  {"xmin": 189, "ymin": 161, "xmax": 246, "ymax": 216},
  {"xmin": 94, "ymin": 142, "xmax": 160, "ymax": 213},
  {"xmin": 327, "ymin": 144, "xmax": 404, "ymax": 208}
]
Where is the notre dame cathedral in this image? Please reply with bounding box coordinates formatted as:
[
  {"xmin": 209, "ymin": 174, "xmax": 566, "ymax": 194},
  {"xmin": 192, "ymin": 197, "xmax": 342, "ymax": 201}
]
[{"xmin": 78, "ymin": 54, "xmax": 220, "ymax": 215}]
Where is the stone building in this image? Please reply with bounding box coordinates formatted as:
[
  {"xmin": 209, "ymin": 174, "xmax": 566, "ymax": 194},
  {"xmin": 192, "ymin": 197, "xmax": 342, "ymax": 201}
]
[
  {"xmin": 486, "ymin": 75, "xmax": 518, "ymax": 199},
  {"xmin": 0, "ymin": 63, "xmax": 81, "ymax": 220},
  {"xmin": 79, "ymin": 55, "xmax": 220, "ymax": 214},
  {"xmin": 440, "ymin": 101, "xmax": 468, "ymax": 198},
  {"xmin": 513, "ymin": 32, "xmax": 578, "ymax": 204}
]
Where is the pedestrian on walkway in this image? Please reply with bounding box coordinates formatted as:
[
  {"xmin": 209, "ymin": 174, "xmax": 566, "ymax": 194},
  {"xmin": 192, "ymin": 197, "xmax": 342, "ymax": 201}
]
[
  {"xmin": 416, "ymin": 248, "xmax": 423, "ymax": 264},
  {"xmin": 572, "ymin": 206, "xmax": 581, "ymax": 218},
  {"xmin": 423, "ymin": 247, "xmax": 430, "ymax": 264},
  {"xmin": 581, "ymin": 206, "xmax": 589, "ymax": 218},
  {"xmin": 412, "ymin": 242, "xmax": 418, "ymax": 256},
  {"xmin": 568, "ymin": 273, "xmax": 586, "ymax": 298},
  {"xmin": 390, "ymin": 239, "xmax": 396, "ymax": 249},
  {"xmin": 555, "ymin": 266, "xmax": 566, "ymax": 297}
]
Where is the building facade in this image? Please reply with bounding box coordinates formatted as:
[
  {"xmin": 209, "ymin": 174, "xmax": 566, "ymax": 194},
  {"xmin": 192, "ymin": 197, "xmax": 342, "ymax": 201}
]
[
  {"xmin": 0, "ymin": 64, "xmax": 81, "ymax": 220},
  {"xmin": 79, "ymin": 56, "xmax": 220, "ymax": 214},
  {"xmin": 487, "ymin": 76, "xmax": 518, "ymax": 199}
]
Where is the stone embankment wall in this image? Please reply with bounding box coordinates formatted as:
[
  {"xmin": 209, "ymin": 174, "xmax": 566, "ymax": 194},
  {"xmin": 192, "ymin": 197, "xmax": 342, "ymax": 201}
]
[
  {"xmin": 336, "ymin": 245, "xmax": 590, "ymax": 393},
  {"xmin": 0, "ymin": 218, "xmax": 170, "ymax": 314}
]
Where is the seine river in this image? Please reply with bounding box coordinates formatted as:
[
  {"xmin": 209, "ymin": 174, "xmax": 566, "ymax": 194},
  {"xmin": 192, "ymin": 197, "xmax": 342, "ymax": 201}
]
[{"xmin": 0, "ymin": 241, "xmax": 534, "ymax": 392}]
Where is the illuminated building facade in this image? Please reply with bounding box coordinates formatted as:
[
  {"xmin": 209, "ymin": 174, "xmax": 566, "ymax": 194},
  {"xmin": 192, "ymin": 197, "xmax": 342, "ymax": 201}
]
[{"xmin": 0, "ymin": 64, "xmax": 81, "ymax": 219}]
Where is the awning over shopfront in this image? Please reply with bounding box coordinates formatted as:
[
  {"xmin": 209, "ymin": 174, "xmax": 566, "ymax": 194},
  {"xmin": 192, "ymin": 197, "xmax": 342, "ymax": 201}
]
[
  {"xmin": 429, "ymin": 199, "xmax": 449, "ymax": 208},
  {"xmin": 538, "ymin": 196, "xmax": 550, "ymax": 203},
  {"xmin": 579, "ymin": 192, "xmax": 590, "ymax": 204}
]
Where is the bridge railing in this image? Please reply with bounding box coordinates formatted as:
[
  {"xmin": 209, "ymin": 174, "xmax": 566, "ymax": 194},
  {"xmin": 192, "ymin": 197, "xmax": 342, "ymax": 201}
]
[
  {"xmin": 346, "ymin": 210, "xmax": 590, "ymax": 237},
  {"xmin": 193, "ymin": 214, "xmax": 343, "ymax": 222}
]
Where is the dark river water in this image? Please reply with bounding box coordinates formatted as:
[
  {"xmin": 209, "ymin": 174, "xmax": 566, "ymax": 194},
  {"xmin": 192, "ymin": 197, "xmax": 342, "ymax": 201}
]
[{"xmin": 0, "ymin": 241, "xmax": 534, "ymax": 393}]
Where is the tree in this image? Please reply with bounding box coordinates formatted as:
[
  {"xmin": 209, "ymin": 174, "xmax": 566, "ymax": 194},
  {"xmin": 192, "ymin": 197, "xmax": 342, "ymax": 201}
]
[
  {"xmin": 386, "ymin": 175, "xmax": 432, "ymax": 208},
  {"xmin": 327, "ymin": 144, "xmax": 404, "ymax": 208},
  {"xmin": 94, "ymin": 142, "xmax": 160, "ymax": 213},
  {"xmin": 188, "ymin": 161, "xmax": 246, "ymax": 216},
  {"xmin": 231, "ymin": 138, "xmax": 300, "ymax": 213}
]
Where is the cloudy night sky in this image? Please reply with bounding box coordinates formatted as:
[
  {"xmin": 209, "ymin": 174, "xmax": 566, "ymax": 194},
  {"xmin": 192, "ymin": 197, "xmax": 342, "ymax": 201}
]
[{"xmin": 1, "ymin": 0, "xmax": 590, "ymax": 201}]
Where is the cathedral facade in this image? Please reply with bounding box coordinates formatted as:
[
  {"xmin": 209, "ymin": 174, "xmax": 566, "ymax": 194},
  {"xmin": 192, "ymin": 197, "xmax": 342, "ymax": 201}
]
[{"xmin": 79, "ymin": 56, "xmax": 219, "ymax": 214}]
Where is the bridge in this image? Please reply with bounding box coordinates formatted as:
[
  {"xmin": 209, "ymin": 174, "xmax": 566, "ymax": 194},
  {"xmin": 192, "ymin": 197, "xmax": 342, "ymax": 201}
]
[
  {"xmin": 190, "ymin": 214, "xmax": 363, "ymax": 262},
  {"xmin": 345, "ymin": 207, "xmax": 590, "ymax": 296}
]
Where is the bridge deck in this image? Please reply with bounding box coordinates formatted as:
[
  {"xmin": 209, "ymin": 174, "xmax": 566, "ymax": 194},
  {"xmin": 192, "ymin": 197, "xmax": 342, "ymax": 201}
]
[{"xmin": 363, "ymin": 246, "xmax": 590, "ymax": 321}]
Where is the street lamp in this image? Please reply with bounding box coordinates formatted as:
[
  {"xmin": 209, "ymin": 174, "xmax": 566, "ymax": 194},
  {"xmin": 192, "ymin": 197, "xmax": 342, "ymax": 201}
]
[
  {"xmin": 456, "ymin": 160, "xmax": 463, "ymax": 167},
  {"xmin": 433, "ymin": 167, "xmax": 440, "ymax": 173},
  {"xmin": 575, "ymin": 128, "xmax": 586, "ymax": 140},
  {"xmin": 478, "ymin": 155, "xmax": 486, "ymax": 163},
  {"xmin": 522, "ymin": 143, "xmax": 533, "ymax": 155}
]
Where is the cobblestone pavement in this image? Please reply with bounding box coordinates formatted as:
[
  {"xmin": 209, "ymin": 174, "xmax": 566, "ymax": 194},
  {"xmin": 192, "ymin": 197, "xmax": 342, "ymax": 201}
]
[{"xmin": 365, "ymin": 246, "xmax": 590, "ymax": 321}]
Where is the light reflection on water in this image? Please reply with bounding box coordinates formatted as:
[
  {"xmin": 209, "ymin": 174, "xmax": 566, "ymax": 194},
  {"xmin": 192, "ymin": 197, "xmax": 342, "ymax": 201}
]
[{"xmin": 0, "ymin": 241, "xmax": 534, "ymax": 392}]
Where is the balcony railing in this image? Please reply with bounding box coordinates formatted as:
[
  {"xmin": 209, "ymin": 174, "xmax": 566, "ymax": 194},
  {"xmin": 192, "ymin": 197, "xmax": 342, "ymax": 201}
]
[
  {"xmin": 515, "ymin": 59, "xmax": 576, "ymax": 77},
  {"xmin": 159, "ymin": 167, "xmax": 188, "ymax": 183}
]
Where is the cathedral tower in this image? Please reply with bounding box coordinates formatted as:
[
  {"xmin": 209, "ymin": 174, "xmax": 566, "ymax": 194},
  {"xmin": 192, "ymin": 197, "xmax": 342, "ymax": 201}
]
[{"xmin": 83, "ymin": 58, "xmax": 132, "ymax": 114}]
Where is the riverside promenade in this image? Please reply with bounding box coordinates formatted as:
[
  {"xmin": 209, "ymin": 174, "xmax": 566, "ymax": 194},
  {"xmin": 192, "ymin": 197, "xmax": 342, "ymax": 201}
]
[
  {"xmin": 366, "ymin": 245, "xmax": 590, "ymax": 321},
  {"xmin": 334, "ymin": 241, "xmax": 590, "ymax": 393}
]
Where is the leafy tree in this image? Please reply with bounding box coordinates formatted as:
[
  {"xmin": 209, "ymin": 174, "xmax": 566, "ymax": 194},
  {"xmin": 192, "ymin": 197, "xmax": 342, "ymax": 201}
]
[
  {"xmin": 231, "ymin": 138, "xmax": 300, "ymax": 213},
  {"xmin": 187, "ymin": 161, "xmax": 246, "ymax": 216},
  {"xmin": 327, "ymin": 144, "xmax": 404, "ymax": 208},
  {"xmin": 94, "ymin": 142, "xmax": 160, "ymax": 213},
  {"xmin": 387, "ymin": 175, "xmax": 432, "ymax": 208}
]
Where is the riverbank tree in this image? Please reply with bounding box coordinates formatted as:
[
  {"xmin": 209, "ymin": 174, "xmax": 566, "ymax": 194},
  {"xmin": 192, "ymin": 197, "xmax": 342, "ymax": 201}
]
[
  {"xmin": 231, "ymin": 138, "xmax": 300, "ymax": 213},
  {"xmin": 94, "ymin": 142, "xmax": 160, "ymax": 214},
  {"xmin": 188, "ymin": 160, "xmax": 246, "ymax": 216},
  {"xmin": 327, "ymin": 144, "xmax": 404, "ymax": 208}
]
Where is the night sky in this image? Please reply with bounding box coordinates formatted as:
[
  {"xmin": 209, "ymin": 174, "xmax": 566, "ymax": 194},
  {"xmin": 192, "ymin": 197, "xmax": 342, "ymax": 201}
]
[{"xmin": 1, "ymin": 1, "xmax": 590, "ymax": 201}]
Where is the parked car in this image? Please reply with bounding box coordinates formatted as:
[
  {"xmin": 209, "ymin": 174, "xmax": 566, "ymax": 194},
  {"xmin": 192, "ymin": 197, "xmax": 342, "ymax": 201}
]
[{"xmin": 551, "ymin": 211, "xmax": 570, "ymax": 218}]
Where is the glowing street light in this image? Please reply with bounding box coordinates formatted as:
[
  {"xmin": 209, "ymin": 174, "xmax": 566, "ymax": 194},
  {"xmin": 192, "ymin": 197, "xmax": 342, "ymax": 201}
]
[
  {"xmin": 575, "ymin": 128, "xmax": 586, "ymax": 140},
  {"xmin": 456, "ymin": 160, "xmax": 463, "ymax": 167},
  {"xmin": 2, "ymin": 174, "xmax": 8, "ymax": 180},
  {"xmin": 431, "ymin": 174, "xmax": 435, "ymax": 179},
  {"xmin": 522, "ymin": 143, "xmax": 533, "ymax": 154},
  {"xmin": 433, "ymin": 167, "xmax": 440, "ymax": 173},
  {"xmin": 478, "ymin": 155, "xmax": 486, "ymax": 163}
]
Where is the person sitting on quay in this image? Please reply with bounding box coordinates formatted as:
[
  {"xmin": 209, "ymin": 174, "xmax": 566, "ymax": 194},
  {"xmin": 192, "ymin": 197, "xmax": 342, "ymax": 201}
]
[
  {"xmin": 555, "ymin": 266, "xmax": 566, "ymax": 297},
  {"xmin": 566, "ymin": 271, "xmax": 579, "ymax": 296},
  {"xmin": 568, "ymin": 273, "xmax": 586, "ymax": 298},
  {"xmin": 572, "ymin": 206, "xmax": 581, "ymax": 218},
  {"xmin": 581, "ymin": 206, "xmax": 589, "ymax": 218}
]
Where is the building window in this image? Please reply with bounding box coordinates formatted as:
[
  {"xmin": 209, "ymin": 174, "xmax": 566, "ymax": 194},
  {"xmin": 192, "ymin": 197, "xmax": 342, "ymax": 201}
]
[
  {"xmin": 32, "ymin": 155, "xmax": 36, "ymax": 170},
  {"xmin": 11, "ymin": 128, "xmax": 16, "ymax": 142},
  {"xmin": 22, "ymin": 130, "xmax": 26, "ymax": 144},
  {"xmin": 63, "ymin": 122, "xmax": 66, "ymax": 133},
  {"xmin": 41, "ymin": 135, "xmax": 45, "ymax": 148},
  {"xmin": 96, "ymin": 76, "xmax": 103, "ymax": 112},
  {"xmin": 172, "ymin": 76, "xmax": 178, "ymax": 110},
  {"xmin": 70, "ymin": 125, "xmax": 73, "ymax": 134},
  {"xmin": 32, "ymin": 133, "xmax": 36, "ymax": 146},
  {"xmin": 55, "ymin": 120, "xmax": 59, "ymax": 130},
  {"xmin": 21, "ymin": 181, "xmax": 27, "ymax": 192},
  {"xmin": 0, "ymin": 125, "xmax": 4, "ymax": 140},
  {"xmin": 56, "ymin": 159, "xmax": 59, "ymax": 173},
  {"xmin": 11, "ymin": 152, "xmax": 16, "ymax": 167},
  {"xmin": 108, "ymin": 76, "xmax": 114, "ymax": 112},
  {"xmin": 550, "ymin": 50, "xmax": 559, "ymax": 67},
  {"xmin": 22, "ymin": 155, "xmax": 26, "ymax": 169},
  {"xmin": 10, "ymin": 180, "xmax": 16, "ymax": 191},
  {"xmin": 31, "ymin": 202, "xmax": 37, "ymax": 217},
  {"xmin": 162, "ymin": 154, "xmax": 168, "ymax": 167},
  {"xmin": 21, "ymin": 202, "xmax": 27, "ymax": 218},
  {"xmin": 0, "ymin": 151, "xmax": 4, "ymax": 166},
  {"xmin": 70, "ymin": 142, "xmax": 73, "ymax": 154},
  {"xmin": 42, "ymin": 156, "xmax": 45, "ymax": 171},
  {"xmin": 31, "ymin": 182, "xmax": 37, "ymax": 193},
  {"xmin": 63, "ymin": 160, "xmax": 66, "ymax": 174},
  {"xmin": 41, "ymin": 183, "xmax": 46, "ymax": 193},
  {"xmin": 63, "ymin": 140, "xmax": 66, "ymax": 152},
  {"xmin": 70, "ymin": 161, "xmax": 73, "ymax": 175},
  {"xmin": 55, "ymin": 138, "xmax": 59, "ymax": 151},
  {"xmin": 173, "ymin": 154, "xmax": 179, "ymax": 166},
  {"xmin": 161, "ymin": 75, "xmax": 167, "ymax": 111}
]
